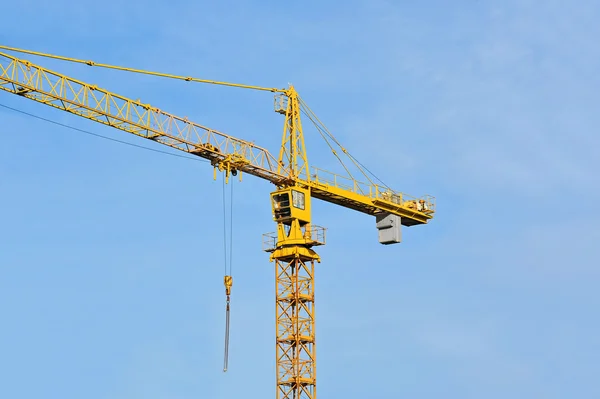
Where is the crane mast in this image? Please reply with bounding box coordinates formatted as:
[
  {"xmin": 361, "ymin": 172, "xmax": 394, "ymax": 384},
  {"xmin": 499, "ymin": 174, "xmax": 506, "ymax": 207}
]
[
  {"xmin": 271, "ymin": 87, "xmax": 320, "ymax": 398},
  {"xmin": 0, "ymin": 46, "xmax": 436, "ymax": 399}
]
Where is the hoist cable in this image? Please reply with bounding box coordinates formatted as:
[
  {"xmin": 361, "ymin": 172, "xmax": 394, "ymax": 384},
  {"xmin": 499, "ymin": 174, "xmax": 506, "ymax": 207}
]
[
  {"xmin": 221, "ymin": 174, "xmax": 234, "ymax": 372},
  {"xmin": 229, "ymin": 179, "xmax": 234, "ymax": 275},
  {"xmin": 222, "ymin": 176, "xmax": 228, "ymax": 275}
]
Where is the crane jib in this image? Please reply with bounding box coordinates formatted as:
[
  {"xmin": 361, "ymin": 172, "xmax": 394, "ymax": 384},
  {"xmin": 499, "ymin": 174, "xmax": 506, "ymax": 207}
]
[{"xmin": 0, "ymin": 50, "xmax": 435, "ymax": 224}]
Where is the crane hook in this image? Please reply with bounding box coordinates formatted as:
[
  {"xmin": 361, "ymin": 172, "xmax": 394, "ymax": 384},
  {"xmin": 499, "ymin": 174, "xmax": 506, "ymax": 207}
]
[{"xmin": 223, "ymin": 275, "xmax": 233, "ymax": 372}]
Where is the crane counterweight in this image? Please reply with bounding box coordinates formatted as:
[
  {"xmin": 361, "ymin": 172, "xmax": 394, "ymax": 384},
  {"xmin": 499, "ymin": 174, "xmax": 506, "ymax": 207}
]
[{"xmin": 376, "ymin": 213, "xmax": 402, "ymax": 245}]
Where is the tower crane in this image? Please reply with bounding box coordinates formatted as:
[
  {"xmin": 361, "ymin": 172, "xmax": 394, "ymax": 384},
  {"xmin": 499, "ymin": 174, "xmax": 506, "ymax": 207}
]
[{"xmin": 0, "ymin": 45, "xmax": 435, "ymax": 399}]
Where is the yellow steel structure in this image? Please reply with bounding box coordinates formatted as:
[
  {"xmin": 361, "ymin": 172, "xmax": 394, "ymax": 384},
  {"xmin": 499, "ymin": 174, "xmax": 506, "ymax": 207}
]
[{"xmin": 0, "ymin": 45, "xmax": 436, "ymax": 399}]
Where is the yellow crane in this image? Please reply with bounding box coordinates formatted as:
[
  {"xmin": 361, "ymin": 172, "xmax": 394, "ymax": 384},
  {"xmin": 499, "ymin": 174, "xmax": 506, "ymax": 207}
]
[{"xmin": 0, "ymin": 45, "xmax": 435, "ymax": 399}]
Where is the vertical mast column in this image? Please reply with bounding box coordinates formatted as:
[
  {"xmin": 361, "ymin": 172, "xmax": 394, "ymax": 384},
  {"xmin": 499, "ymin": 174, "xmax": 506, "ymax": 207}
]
[
  {"xmin": 273, "ymin": 246, "xmax": 318, "ymax": 399},
  {"xmin": 265, "ymin": 187, "xmax": 325, "ymax": 399}
]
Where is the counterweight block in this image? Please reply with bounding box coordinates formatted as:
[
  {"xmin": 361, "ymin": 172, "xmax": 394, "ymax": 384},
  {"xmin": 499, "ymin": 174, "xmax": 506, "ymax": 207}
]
[{"xmin": 376, "ymin": 213, "xmax": 401, "ymax": 245}]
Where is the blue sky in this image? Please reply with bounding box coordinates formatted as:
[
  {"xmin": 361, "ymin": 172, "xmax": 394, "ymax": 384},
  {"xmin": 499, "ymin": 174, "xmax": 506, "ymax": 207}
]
[{"xmin": 1, "ymin": 1, "xmax": 598, "ymax": 398}]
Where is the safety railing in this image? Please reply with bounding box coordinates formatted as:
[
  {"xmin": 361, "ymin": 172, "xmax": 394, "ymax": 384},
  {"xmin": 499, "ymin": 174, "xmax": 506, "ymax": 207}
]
[
  {"xmin": 305, "ymin": 166, "xmax": 436, "ymax": 213},
  {"xmin": 262, "ymin": 225, "xmax": 326, "ymax": 252},
  {"xmin": 262, "ymin": 232, "xmax": 277, "ymax": 252},
  {"xmin": 308, "ymin": 225, "xmax": 326, "ymax": 246}
]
